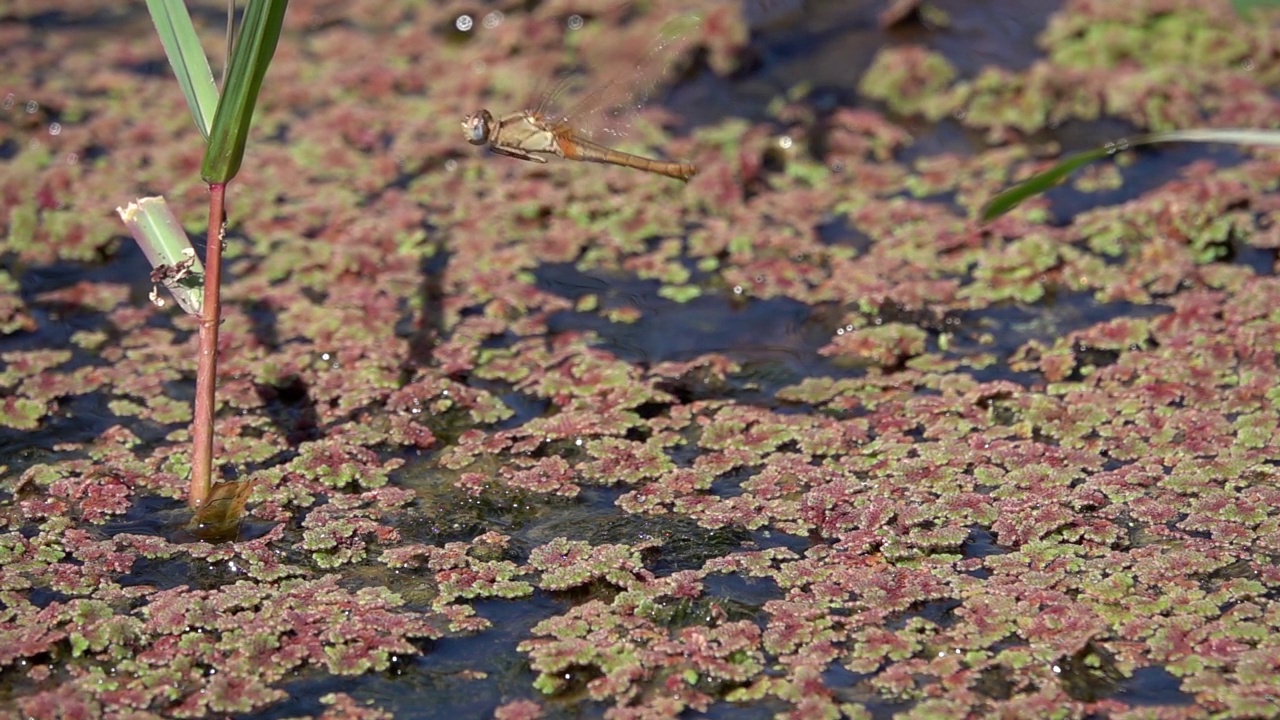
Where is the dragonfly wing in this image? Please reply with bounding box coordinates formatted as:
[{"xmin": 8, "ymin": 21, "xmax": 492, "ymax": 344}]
[{"xmin": 535, "ymin": 13, "xmax": 702, "ymax": 143}]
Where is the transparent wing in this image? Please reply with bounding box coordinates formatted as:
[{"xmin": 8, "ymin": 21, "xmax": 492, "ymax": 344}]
[{"xmin": 533, "ymin": 13, "xmax": 702, "ymax": 143}]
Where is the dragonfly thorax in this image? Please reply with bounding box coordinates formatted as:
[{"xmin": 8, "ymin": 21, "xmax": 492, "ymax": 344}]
[{"xmin": 462, "ymin": 110, "xmax": 494, "ymax": 146}]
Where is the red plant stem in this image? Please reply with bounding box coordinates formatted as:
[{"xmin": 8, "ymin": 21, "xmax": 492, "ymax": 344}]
[{"xmin": 190, "ymin": 182, "xmax": 227, "ymax": 508}]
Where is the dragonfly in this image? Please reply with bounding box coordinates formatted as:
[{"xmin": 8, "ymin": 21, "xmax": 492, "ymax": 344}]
[{"xmin": 462, "ymin": 12, "xmax": 700, "ymax": 182}]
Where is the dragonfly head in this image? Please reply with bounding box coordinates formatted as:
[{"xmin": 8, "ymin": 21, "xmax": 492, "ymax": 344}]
[{"xmin": 462, "ymin": 110, "xmax": 494, "ymax": 146}]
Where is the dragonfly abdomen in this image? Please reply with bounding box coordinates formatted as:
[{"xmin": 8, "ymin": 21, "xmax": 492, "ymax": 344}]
[{"xmin": 558, "ymin": 136, "xmax": 696, "ymax": 182}]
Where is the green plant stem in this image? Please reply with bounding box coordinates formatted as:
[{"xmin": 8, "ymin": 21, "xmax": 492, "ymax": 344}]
[{"xmin": 190, "ymin": 182, "xmax": 227, "ymax": 508}]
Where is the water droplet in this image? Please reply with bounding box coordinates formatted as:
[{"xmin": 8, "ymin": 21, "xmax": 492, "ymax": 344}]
[
  {"xmin": 836, "ymin": 328, "xmax": 845, "ymax": 335},
  {"xmin": 778, "ymin": 135, "xmax": 793, "ymax": 149},
  {"xmin": 2, "ymin": 93, "xmax": 13, "ymax": 110},
  {"xmin": 455, "ymin": 14, "xmax": 474, "ymax": 32},
  {"xmin": 1242, "ymin": 58, "xmax": 1255, "ymax": 71},
  {"xmin": 566, "ymin": 14, "xmax": 584, "ymax": 30},
  {"xmin": 1103, "ymin": 142, "xmax": 1117, "ymax": 155},
  {"xmin": 732, "ymin": 285, "xmax": 743, "ymax": 295},
  {"xmin": 483, "ymin": 11, "xmax": 504, "ymax": 29},
  {"xmin": 444, "ymin": 158, "xmax": 458, "ymax": 172},
  {"xmin": 953, "ymin": 108, "xmax": 967, "ymax": 120},
  {"xmin": 24, "ymin": 100, "xmax": 38, "ymax": 114},
  {"xmin": 830, "ymin": 161, "xmax": 845, "ymax": 173},
  {"xmin": 48, "ymin": 122, "xmax": 61, "ymax": 136},
  {"xmin": 66, "ymin": 152, "xmax": 79, "ymax": 165}
]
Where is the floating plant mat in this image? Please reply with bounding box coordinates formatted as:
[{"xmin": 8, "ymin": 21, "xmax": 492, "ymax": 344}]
[{"xmin": 4, "ymin": 0, "xmax": 1280, "ymax": 718}]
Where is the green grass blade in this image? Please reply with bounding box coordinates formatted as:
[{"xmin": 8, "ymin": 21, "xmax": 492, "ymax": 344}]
[
  {"xmin": 145, "ymin": 0, "xmax": 219, "ymax": 140},
  {"xmin": 980, "ymin": 128, "xmax": 1280, "ymax": 221},
  {"xmin": 1138, "ymin": 128, "xmax": 1280, "ymax": 148},
  {"xmin": 201, "ymin": 0, "xmax": 289, "ymax": 184},
  {"xmin": 979, "ymin": 147, "xmax": 1113, "ymax": 221}
]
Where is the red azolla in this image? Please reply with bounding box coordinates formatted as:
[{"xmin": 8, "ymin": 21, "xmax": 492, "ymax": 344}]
[{"xmin": 502, "ymin": 456, "xmax": 579, "ymax": 496}]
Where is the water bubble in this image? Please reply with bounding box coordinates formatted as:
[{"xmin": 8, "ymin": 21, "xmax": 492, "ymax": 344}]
[
  {"xmin": 574, "ymin": 437, "xmax": 583, "ymax": 446},
  {"xmin": 483, "ymin": 11, "xmax": 504, "ymax": 29},
  {"xmin": 66, "ymin": 152, "xmax": 78, "ymax": 165},
  {"xmin": 1242, "ymin": 58, "xmax": 1255, "ymax": 71},
  {"xmin": 471, "ymin": 59, "xmax": 487, "ymax": 74},
  {"xmin": 455, "ymin": 14, "xmax": 474, "ymax": 32},
  {"xmin": 754, "ymin": 275, "xmax": 764, "ymax": 283},
  {"xmin": 321, "ymin": 352, "xmax": 332, "ymax": 361},
  {"xmin": 567, "ymin": 14, "xmax": 584, "ymax": 30},
  {"xmin": 24, "ymin": 100, "xmax": 38, "ymax": 114},
  {"xmin": 830, "ymin": 161, "xmax": 845, "ymax": 173},
  {"xmin": 1103, "ymin": 142, "xmax": 1117, "ymax": 155},
  {"xmin": 953, "ymin": 108, "xmax": 967, "ymax": 120},
  {"xmin": 48, "ymin": 122, "xmax": 61, "ymax": 136},
  {"xmin": 836, "ymin": 327, "xmax": 845, "ymax": 335},
  {"xmin": 732, "ymin": 285, "xmax": 743, "ymax": 295},
  {"xmin": 845, "ymin": 324, "xmax": 853, "ymax": 332},
  {"xmin": 2, "ymin": 93, "xmax": 13, "ymax": 109},
  {"xmin": 778, "ymin": 135, "xmax": 793, "ymax": 150},
  {"xmin": 444, "ymin": 158, "xmax": 457, "ymax": 172}
]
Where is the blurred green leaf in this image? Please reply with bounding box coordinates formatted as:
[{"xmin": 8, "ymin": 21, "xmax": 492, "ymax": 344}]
[
  {"xmin": 145, "ymin": 0, "xmax": 219, "ymax": 140},
  {"xmin": 981, "ymin": 129, "xmax": 1280, "ymax": 222},
  {"xmin": 202, "ymin": 0, "xmax": 289, "ymax": 184},
  {"xmin": 1232, "ymin": 0, "xmax": 1280, "ymax": 16}
]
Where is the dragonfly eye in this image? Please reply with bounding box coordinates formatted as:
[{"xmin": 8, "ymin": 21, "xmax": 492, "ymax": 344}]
[{"xmin": 462, "ymin": 111, "xmax": 492, "ymax": 145}]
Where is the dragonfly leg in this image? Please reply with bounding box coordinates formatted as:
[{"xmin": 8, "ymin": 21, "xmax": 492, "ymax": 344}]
[{"xmin": 490, "ymin": 146, "xmax": 547, "ymax": 163}]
